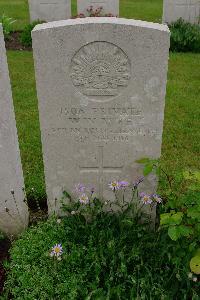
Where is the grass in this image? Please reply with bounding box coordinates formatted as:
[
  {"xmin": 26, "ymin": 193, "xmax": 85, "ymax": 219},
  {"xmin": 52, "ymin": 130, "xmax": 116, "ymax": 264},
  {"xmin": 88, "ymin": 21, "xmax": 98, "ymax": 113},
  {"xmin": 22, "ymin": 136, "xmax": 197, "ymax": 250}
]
[
  {"xmin": 7, "ymin": 51, "xmax": 45, "ymax": 200},
  {"xmin": 162, "ymin": 53, "xmax": 200, "ymax": 173},
  {"xmin": 120, "ymin": 0, "xmax": 163, "ymax": 22},
  {"xmin": 0, "ymin": 0, "xmax": 29, "ymax": 31},
  {"xmin": 0, "ymin": 0, "xmax": 163, "ymax": 32},
  {"xmin": 7, "ymin": 50, "xmax": 200, "ymax": 200}
]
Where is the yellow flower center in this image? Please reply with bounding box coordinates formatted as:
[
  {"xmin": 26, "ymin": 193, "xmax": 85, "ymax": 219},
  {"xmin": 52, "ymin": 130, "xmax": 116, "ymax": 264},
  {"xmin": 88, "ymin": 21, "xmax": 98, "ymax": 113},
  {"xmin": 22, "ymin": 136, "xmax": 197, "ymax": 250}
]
[
  {"xmin": 54, "ymin": 247, "xmax": 60, "ymax": 253},
  {"xmin": 143, "ymin": 196, "xmax": 149, "ymax": 202}
]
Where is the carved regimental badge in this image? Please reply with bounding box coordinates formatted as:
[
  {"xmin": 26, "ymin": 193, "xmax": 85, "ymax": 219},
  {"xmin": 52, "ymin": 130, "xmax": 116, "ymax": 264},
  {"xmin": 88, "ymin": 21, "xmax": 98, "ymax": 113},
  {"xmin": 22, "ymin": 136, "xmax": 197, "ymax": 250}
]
[{"xmin": 70, "ymin": 42, "xmax": 131, "ymax": 100}]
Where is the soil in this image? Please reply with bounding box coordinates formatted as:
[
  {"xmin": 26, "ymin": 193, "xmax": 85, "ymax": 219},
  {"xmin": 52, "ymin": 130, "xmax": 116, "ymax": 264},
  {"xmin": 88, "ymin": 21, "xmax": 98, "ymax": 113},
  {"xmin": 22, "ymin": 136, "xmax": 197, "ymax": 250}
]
[
  {"xmin": 0, "ymin": 239, "xmax": 10, "ymax": 294},
  {"xmin": 5, "ymin": 31, "xmax": 32, "ymax": 51}
]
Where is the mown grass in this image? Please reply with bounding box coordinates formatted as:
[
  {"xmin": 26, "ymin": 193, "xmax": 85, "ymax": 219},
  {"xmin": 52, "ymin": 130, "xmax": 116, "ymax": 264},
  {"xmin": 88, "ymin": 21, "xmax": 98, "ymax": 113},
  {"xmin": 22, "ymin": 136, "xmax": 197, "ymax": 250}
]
[
  {"xmin": 120, "ymin": 0, "xmax": 163, "ymax": 22},
  {"xmin": 0, "ymin": 0, "xmax": 29, "ymax": 31},
  {"xmin": 162, "ymin": 53, "xmax": 200, "ymax": 173},
  {"xmin": 7, "ymin": 51, "xmax": 45, "ymax": 200},
  {"xmin": 0, "ymin": 0, "xmax": 163, "ymax": 32},
  {"xmin": 7, "ymin": 50, "xmax": 200, "ymax": 199}
]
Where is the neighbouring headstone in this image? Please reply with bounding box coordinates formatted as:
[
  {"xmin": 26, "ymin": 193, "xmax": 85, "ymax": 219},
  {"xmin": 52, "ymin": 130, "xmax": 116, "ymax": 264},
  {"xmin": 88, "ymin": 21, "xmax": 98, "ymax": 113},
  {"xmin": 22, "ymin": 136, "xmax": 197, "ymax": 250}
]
[
  {"xmin": 77, "ymin": 0, "xmax": 119, "ymax": 16},
  {"xmin": 0, "ymin": 24, "xmax": 29, "ymax": 236},
  {"xmin": 163, "ymin": 0, "xmax": 200, "ymax": 24},
  {"xmin": 32, "ymin": 18, "xmax": 170, "ymax": 215},
  {"xmin": 28, "ymin": 0, "xmax": 71, "ymax": 22}
]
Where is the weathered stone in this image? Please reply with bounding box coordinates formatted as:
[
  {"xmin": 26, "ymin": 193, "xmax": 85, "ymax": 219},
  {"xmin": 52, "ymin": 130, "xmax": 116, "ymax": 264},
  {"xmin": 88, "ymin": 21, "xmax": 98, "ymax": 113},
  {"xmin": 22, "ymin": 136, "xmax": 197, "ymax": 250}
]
[
  {"xmin": 0, "ymin": 24, "xmax": 29, "ymax": 236},
  {"xmin": 28, "ymin": 0, "xmax": 71, "ymax": 22},
  {"xmin": 77, "ymin": 0, "xmax": 119, "ymax": 16},
  {"xmin": 32, "ymin": 18, "xmax": 170, "ymax": 215},
  {"xmin": 163, "ymin": 0, "xmax": 200, "ymax": 24}
]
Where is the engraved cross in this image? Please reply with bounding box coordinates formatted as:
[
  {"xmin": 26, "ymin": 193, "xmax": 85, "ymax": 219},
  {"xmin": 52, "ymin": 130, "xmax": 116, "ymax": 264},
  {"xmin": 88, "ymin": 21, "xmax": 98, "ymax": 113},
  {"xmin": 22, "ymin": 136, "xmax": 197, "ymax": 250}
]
[{"xmin": 79, "ymin": 146, "xmax": 123, "ymax": 198}]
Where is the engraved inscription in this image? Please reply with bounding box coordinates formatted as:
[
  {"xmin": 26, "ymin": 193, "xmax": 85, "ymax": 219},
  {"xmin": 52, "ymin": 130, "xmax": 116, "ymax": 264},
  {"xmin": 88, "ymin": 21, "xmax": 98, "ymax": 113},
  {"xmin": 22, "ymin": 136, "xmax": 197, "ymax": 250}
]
[
  {"xmin": 45, "ymin": 104, "xmax": 162, "ymax": 143},
  {"xmin": 80, "ymin": 146, "xmax": 123, "ymax": 197},
  {"xmin": 70, "ymin": 42, "xmax": 131, "ymax": 101}
]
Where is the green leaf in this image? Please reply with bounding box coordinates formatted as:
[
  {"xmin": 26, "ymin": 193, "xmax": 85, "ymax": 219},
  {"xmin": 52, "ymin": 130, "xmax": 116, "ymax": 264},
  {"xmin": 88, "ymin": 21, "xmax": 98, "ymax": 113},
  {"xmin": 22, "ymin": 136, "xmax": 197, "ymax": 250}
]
[
  {"xmin": 161, "ymin": 211, "xmax": 183, "ymax": 226},
  {"xmin": 143, "ymin": 164, "xmax": 154, "ymax": 176},
  {"xmin": 170, "ymin": 212, "xmax": 183, "ymax": 225},
  {"xmin": 168, "ymin": 225, "xmax": 192, "ymax": 241},
  {"xmin": 190, "ymin": 256, "xmax": 200, "ymax": 274},
  {"xmin": 160, "ymin": 213, "xmax": 172, "ymax": 225},
  {"xmin": 168, "ymin": 226, "xmax": 180, "ymax": 241},
  {"xmin": 178, "ymin": 225, "xmax": 193, "ymax": 237}
]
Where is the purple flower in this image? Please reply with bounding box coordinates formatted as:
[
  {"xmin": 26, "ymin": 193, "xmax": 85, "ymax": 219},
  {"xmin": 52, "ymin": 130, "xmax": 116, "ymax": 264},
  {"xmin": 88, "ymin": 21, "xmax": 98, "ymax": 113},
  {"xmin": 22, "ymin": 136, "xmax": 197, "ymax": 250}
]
[
  {"xmin": 139, "ymin": 193, "xmax": 153, "ymax": 205},
  {"xmin": 152, "ymin": 194, "xmax": 162, "ymax": 204},
  {"xmin": 118, "ymin": 181, "xmax": 129, "ymax": 189},
  {"xmin": 133, "ymin": 177, "xmax": 144, "ymax": 188},
  {"xmin": 74, "ymin": 183, "xmax": 86, "ymax": 194}
]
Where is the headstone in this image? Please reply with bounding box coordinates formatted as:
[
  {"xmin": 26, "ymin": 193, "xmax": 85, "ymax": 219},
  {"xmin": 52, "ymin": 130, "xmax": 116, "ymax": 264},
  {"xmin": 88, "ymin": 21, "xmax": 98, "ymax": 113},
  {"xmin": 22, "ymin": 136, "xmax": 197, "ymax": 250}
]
[
  {"xmin": 32, "ymin": 18, "xmax": 170, "ymax": 215},
  {"xmin": 77, "ymin": 0, "xmax": 119, "ymax": 16},
  {"xmin": 0, "ymin": 24, "xmax": 29, "ymax": 236},
  {"xmin": 28, "ymin": 0, "xmax": 71, "ymax": 22},
  {"xmin": 163, "ymin": 0, "xmax": 200, "ymax": 24}
]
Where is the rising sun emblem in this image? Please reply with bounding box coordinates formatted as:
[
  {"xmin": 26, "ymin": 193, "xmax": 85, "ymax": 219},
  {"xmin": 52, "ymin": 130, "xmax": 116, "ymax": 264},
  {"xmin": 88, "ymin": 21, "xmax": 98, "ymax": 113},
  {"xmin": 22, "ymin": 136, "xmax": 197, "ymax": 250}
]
[{"xmin": 70, "ymin": 41, "xmax": 131, "ymax": 101}]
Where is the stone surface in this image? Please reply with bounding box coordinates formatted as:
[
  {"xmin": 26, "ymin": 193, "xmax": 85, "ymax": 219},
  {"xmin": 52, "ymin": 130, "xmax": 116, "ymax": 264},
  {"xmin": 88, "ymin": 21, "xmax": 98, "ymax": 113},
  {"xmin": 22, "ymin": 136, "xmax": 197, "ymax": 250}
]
[
  {"xmin": 28, "ymin": 0, "xmax": 71, "ymax": 22},
  {"xmin": 77, "ymin": 0, "xmax": 119, "ymax": 16},
  {"xmin": 163, "ymin": 0, "xmax": 200, "ymax": 24},
  {"xmin": 0, "ymin": 24, "xmax": 29, "ymax": 236},
  {"xmin": 32, "ymin": 18, "xmax": 170, "ymax": 215}
]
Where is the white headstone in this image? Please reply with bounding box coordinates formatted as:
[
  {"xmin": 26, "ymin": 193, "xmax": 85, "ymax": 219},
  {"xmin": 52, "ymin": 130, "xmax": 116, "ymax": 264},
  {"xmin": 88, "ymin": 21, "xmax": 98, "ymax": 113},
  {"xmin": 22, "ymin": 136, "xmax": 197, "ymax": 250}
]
[
  {"xmin": 163, "ymin": 0, "xmax": 200, "ymax": 24},
  {"xmin": 77, "ymin": 0, "xmax": 119, "ymax": 16},
  {"xmin": 32, "ymin": 18, "xmax": 170, "ymax": 215},
  {"xmin": 28, "ymin": 0, "xmax": 71, "ymax": 22},
  {"xmin": 0, "ymin": 24, "xmax": 29, "ymax": 236}
]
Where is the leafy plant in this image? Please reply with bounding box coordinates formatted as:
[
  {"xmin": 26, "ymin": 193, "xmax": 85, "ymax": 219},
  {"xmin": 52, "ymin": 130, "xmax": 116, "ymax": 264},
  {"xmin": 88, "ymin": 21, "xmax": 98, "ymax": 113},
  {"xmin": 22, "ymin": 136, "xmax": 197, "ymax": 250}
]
[
  {"xmin": 3, "ymin": 177, "xmax": 200, "ymax": 299},
  {"xmin": 138, "ymin": 158, "xmax": 200, "ymax": 280},
  {"xmin": 138, "ymin": 158, "xmax": 200, "ymax": 279},
  {"xmin": 3, "ymin": 214, "xmax": 199, "ymax": 299},
  {"xmin": 0, "ymin": 14, "xmax": 16, "ymax": 40},
  {"xmin": 169, "ymin": 18, "xmax": 200, "ymax": 53},
  {"xmin": 20, "ymin": 20, "xmax": 44, "ymax": 47}
]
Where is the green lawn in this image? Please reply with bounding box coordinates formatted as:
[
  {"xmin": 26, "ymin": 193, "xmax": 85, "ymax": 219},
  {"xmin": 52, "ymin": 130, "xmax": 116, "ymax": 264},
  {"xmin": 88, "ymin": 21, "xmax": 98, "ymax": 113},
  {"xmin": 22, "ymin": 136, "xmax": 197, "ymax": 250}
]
[
  {"xmin": 7, "ymin": 51, "xmax": 45, "ymax": 199},
  {"xmin": 0, "ymin": 0, "xmax": 29, "ymax": 31},
  {"xmin": 0, "ymin": 0, "xmax": 163, "ymax": 32}
]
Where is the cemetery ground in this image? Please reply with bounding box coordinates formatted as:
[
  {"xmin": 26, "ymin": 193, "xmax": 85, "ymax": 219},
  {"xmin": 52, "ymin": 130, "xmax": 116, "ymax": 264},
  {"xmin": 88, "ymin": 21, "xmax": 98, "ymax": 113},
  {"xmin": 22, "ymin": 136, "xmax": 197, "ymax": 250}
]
[{"xmin": 0, "ymin": 0, "xmax": 200, "ymax": 299}]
